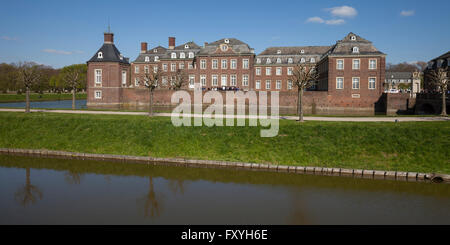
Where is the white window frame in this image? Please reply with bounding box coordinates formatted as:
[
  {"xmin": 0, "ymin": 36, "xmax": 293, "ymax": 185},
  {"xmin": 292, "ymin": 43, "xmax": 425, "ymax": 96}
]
[
  {"xmin": 266, "ymin": 67, "xmax": 271, "ymax": 76},
  {"xmin": 242, "ymin": 75, "xmax": 249, "ymax": 86},
  {"xmin": 352, "ymin": 77, "xmax": 360, "ymax": 89},
  {"xmin": 256, "ymin": 67, "xmax": 261, "ymax": 76},
  {"xmin": 231, "ymin": 59, "xmax": 237, "ymax": 69},
  {"xmin": 200, "ymin": 60, "xmax": 206, "ymax": 69},
  {"xmin": 221, "ymin": 59, "xmax": 227, "ymax": 69},
  {"xmin": 276, "ymin": 80, "xmax": 281, "ymax": 90},
  {"xmin": 180, "ymin": 53, "xmax": 185, "ymax": 59},
  {"xmin": 212, "ymin": 59, "xmax": 218, "ymax": 69},
  {"xmin": 221, "ymin": 74, "xmax": 227, "ymax": 86},
  {"xmin": 337, "ymin": 59, "xmax": 344, "ymax": 70},
  {"xmin": 122, "ymin": 70, "xmax": 127, "ymax": 86},
  {"xmin": 369, "ymin": 77, "xmax": 376, "ymax": 90},
  {"xmin": 188, "ymin": 52, "xmax": 194, "ymax": 58},
  {"xmin": 179, "ymin": 62, "xmax": 185, "ymax": 70},
  {"xmin": 287, "ymin": 67, "xmax": 293, "ymax": 76},
  {"xmin": 153, "ymin": 66, "xmax": 158, "ymax": 73},
  {"xmin": 288, "ymin": 58, "xmax": 293, "ymax": 64},
  {"xmin": 145, "ymin": 56, "xmax": 149, "ymax": 62},
  {"xmin": 352, "ymin": 59, "xmax": 360, "ymax": 70},
  {"xmin": 300, "ymin": 58, "xmax": 305, "ymax": 63},
  {"xmin": 243, "ymin": 59, "xmax": 249, "ymax": 69},
  {"xmin": 310, "ymin": 58, "xmax": 315, "ymax": 63},
  {"xmin": 97, "ymin": 52, "xmax": 103, "ymax": 59},
  {"xmin": 94, "ymin": 90, "xmax": 102, "ymax": 99},
  {"xmin": 135, "ymin": 77, "xmax": 139, "ymax": 87},
  {"xmin": 94, "ymin": 69, "xmax": 102, "ymax": 85},
  {"xmin": 288, "ymin": 80, "xmax": 293, "ymax": 90},
  {"xmin": 171, "ymin": 63, "xmax": 176, "ymax": 72},
  {"xmin": 336, "ymin": 77, "xmax": 344, "ymax": 90},
  {"xmin": 189, "ymin": 75, "xmax": 195, "ymax": 88},
  {"xmin": 200, "ymin": 75, "xmax": 207, "ymax": 87},
  {"xmin": 266, "ymin": 80, "xmax": 271, "ymax": 89},
  {"xmin": 212, "ymin": 75, "xmax": 218, "ymax": 86},
  {"xmin": 171, "ymin": 53, "xmax": 176, "ymax": 59},
  {"xmin": 163, "ymin": 63, "xmax": 168, "ymax": 71},
  {"xmin": 135, "ymin": 66, "xmax": 139, "ymax": 74},
  {"xmin": 256, "ymin": 80, "xmax": 261, "ymax": 89},
  {"xmin": 230, "ymin": 74, "xmax": 237, "ymax": 86},
  {"xmin": 369, "ymin": 59, "xmax": 377, "ymax": 70},
  {"xmin": 276, "ymin": 67, "xmax": 282, "ymax": 76},
  {"xmin": 144, "ymin": 66, "xmax": 149, "ymax": 74}
]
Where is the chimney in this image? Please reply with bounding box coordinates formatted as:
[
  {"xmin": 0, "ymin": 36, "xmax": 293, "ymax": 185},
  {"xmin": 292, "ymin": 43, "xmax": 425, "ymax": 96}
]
[
  {"xmin": 104, "ymin": 32, "xmax": 114, "ymax": 44},
  {"xmin": 141, "ymin": 42, "xmax": 148, "ymax": 53},
  {"xmin": 168, "ymin": 37, "xmax": 175, "ymax": 49}
]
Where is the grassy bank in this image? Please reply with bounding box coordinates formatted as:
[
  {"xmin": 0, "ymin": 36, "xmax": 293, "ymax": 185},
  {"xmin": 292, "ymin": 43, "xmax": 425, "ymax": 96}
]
[
  {"xmin": 0, "ymin": 112, "xmax": 448, "ymax": 173},
  {"xmin": 0, "ymin": 93, "xmax": 87, "ymax": 103}
]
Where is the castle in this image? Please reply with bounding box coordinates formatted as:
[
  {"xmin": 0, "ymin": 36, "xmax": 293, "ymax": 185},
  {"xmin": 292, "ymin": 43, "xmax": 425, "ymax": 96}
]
[{"xmin": 87, "ymin": 32, "xmax": 386, "ymax": 115}]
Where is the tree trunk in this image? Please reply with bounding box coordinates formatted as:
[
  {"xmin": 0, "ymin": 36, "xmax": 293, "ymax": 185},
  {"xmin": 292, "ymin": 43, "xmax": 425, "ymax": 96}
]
[
  {"xmin": 298, "ymin": 88, "xmax": 304, "ymax": 122},
  {"xmin": 149, "ymin": 89, "xmax": 153, "ymax": 117},
  {"xmin": 72, "ymin": 86, "xmax": 76, "ymax": 110},
  {"xmin": 25, "ymin": 87, "xmax": 30, "ymax": 113},
  {"xmin": 442, "ymin": 87, "xmax": 447, "ymax": 116}
]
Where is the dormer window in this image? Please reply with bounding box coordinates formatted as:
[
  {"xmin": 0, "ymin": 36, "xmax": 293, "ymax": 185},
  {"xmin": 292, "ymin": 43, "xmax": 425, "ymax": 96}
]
[
  {"xmin": 277, "ymin": 50, "xmax": 281, "ymax": 54},
  {"xmin": 288, "ymin": 58, "xmax": 293, "ymax": 64},
  {"xmin": 184, "ymin": 44, "xmax": 189, "ymax": 49},
  {"xmin": 266, "ymin": 58, "xmax": 271, "ymax": 64},
  {"xmin": 154, "ymin": 56, "xmax": 159, "ymax": 61},
  {"xmin": 300, "ymin": 58, "xmax": 305, "ymax": 63},
  {"xmin": 256, "ymin": 58, "xmax": 261, "ymax": 64},
  {"xmin": 276, "ymin": 58, "xmax": 281, "ymax": 64},
  {"xmin": 153, "ymin": 49, "xmax": 158, "ymax": 53},
  {"xmin": 352, "ymin": 47, "xmax": 359, "ymax": 53},
  {"xmin": 180, "ymin": 52, "xmax": 185, "ymax": 59},
  {"xmin": 119, "ymin": 54, "xmax": 123, "ymax": 60},
  {"xmin": 97, "ymin": 52, "xmax": 103, "ymax": 59},
  {"xmin": 300, "ymin": 50, "xmax": 305, "ymax": 54},
  {"xmin": 145, "ymin": 56, "xmax": 150, "ymax": 62},
  {"xmin": 188, "ymin": 52, "xmax": 194, "ymax": 58},
  {"xmin": 351, "ymin": 36, "xmax": 356, "ymax": 41},
  {"xmin": 310, "ymin": 58, "xmax": 315, "ymax": 63},
  {"xmin": 171, "ymin": 53, "xmax": 176, "ymax": 59},
  {"xmin": 224, "ymin": 39, "xmax": 230, "ymax": 44}
]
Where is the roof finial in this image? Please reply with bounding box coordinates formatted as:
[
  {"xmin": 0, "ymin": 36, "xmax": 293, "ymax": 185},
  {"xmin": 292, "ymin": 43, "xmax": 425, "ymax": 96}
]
[{"xmin": 108, "ymin": 17, "xmax": 111, "ymax": 33}]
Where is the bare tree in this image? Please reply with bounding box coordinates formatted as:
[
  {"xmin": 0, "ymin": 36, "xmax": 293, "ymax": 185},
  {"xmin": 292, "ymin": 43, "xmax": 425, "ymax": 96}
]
[
  {"xmin": 171, "ymin": 69, "xmax": 188, "ymax": 90},
  {"xmin": 288, "ymin": 63, "xmax": 319, "ymax": 122},
  {"xmin": 140, "ymin": 67, "xmax": 163, "ymax": 117},
  {"xmin": 16, "ymin": 62, "xmax": 42, "ymax": 113},
  {"xmin": 428, "ymin": 68, "xmax": 449, "ymax": 116},
  {"xmin": 60, "ymin": 64, "xmax": 87, "ymax": 109}
]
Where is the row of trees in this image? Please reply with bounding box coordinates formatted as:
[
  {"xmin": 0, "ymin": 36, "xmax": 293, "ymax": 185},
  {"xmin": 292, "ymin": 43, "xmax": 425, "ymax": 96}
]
[{"xmin": 0, "ymin": 62, "xmax": 87, "ymax": 111}]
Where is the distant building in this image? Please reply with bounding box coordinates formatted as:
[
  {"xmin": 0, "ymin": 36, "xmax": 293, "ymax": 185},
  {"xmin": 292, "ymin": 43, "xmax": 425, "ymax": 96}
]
[{"xmin": 385, "ymin": 71, "xmax": 421, "ymax": 96}]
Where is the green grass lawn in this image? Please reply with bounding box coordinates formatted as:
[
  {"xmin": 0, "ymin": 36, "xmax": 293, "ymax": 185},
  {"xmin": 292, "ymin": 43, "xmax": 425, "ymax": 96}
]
[
  {"xmin": 0, "ymin": 111, "xmax": 448, "ymax": 174},
  {"xmin": 0, "ymin": 93, "xmax": 86, "ymax": 103}
]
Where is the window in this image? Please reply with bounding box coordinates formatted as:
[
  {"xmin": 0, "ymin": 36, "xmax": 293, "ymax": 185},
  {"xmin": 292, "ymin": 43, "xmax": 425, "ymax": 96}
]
[
  {"xmin": 200, "ymin": 75, "xmax": 206, "ymax": 87},
  {"xmin": 221, "ymin": 75, "xmax": 227, "ymax": 86},
  {"xmin": 266, "ymin": 67, "xmax": 271, "ymax": 76},
  {"xmin": 122, "ymin": 71, "xmax": 127, "ymax": 86},
  {"xmin": 97, "ymin": 52, "xmax": 103, "ymax": 59},
  {"xmin": 243, "ymin": 59, "xmax": 249, "ymax": 69},
  {"xmin": 200, "ymin": 60, "xmax": 206, "ymax": 69},
  {"xmin": 145, "ymin": 56, "xmax": 149, "ymax": 62},
  {"xmin": 224, "ymin": 39, "xmax": 230, "ymax": 44},
  {"xmin": 276, "ymin": 58, "xmax": 281, "ymax": 64},
  {"xmin": 242, "ymin": 75, "xmax": 249, "ymax": 86},
  {"xmin": 221, "ymin": 59, "xmax": 227, "ymax": 69},
  {"xmin": 369, "ymin": 77, "xmax": 376, "ymax": 89},
  {"xmin": 352, "ymin": 47, "xmax": 359, "ymax": 53},
  {"xmin": 276, "ymin": 80, "xmax": 281, "ymax": 90},
  {"xmin": 153, "ymin": 49, "xmax": 158, "ymax": 53},
  {"xmin": 301, "ymin": 49, "xmax": 305, "ymax": 54},
  {"xmin": 188, "ymin": 52, "xmax": 194, "ymax": 58},
  {"xmin": 189, "ymin": 75, "xmax": 195, "ymax": 87},
  {"xmin": 256, "ymin": 58, "xmax": 261, "ymax": 64},
  {"xmin": 287, "ymin": 67, "xmax": 293, "ymax": 76},
  {"xmin": 277, "ymin": 50, "xmax": 281, "ymax": 54},
  {"xmin": 185, "ymin": 44, "xmax": 189, "ymax": 49},
  {"xmin": 135, "ymin": 66, "xmax": 139, "ymax": 74},
  {"xmin": 171, "ymin": 63, "xmax": 176, "ymax": 71},
  {"xmin": 188, "ymin": 63, "xmax": 193, "ymax": 69},
  {"xmin": 231, "ymin": 59, "xmax": 237, "ymax": 69},
  {"xmin": 144, "ymin": 66, "xmax": 149, "ymax": 74},
  {"xmin": 171, "ymin": 53, "xmax": 176, "ymax": 59},
  {"xmin": 288, "ymin": 80, "xmax": 293, "ymax": 90},
  {"xmin": 266, "ymin": 80, "xmax": 271, "ymax": 89},
  {"xmin": 288, "ymin": 58, "xmax": 293, "ymax": 64},
  {"xmin": 212, "ymin": 59, "xmax": 218, "ymax": 69},
  {"xmin": 180, "ymin": 53, "xmax": 185, "ymax": 59},
  {"xmin": 337, "ymin": 59, "xmax": 344, "ymax": 70},
  {"xmin": 276, "ymin": 67, "xmax": 282, "ymax": 76},
  {"xmin": 135, "ymin": 77, "xmax": 139, "ymax": 86},
  {"xmin": 336, "ymin": 77, "xmax": 344, "ymax": 89},
  {"xmin": 231, "ymin": 75, "xmax": 237, "ymax": 86},
  {"xmin": 179, "ymin": 63, "xmax": 185, "ymax": 69},
  {"xmin": 352, "ymin": 77, "xmax": 360, "ymax": 89},
  {"xmin": 212, "ymin": 75, "xmax": 218, "ymax": 86},
  {"xmin": 266, "ymin": 58, "xmax": 271, "ymax": 64},
  {"xmin": 369, "ymin": 59, "xmax": 377, "ymax": 69},
  {"xmin": 95, "ymin": 69, "xmax": 102, "ymax": 84},
  {"xmin": 153, "ymin": 66, "xmax": 158, "ymax": 73},
  {"xmin": 352, "ymin": 59, "xmax": 360, "ymax": 70},
  {"xmin": 256, "ymin": 67, "xmax": 261, "ymax": 76},
  {"xmin": 163, "ymin": 64, "xmax": 168, "ymax": 71},
  {"xmin": 154, "ymin": 56, "xmax": 159, "ymax": 61},
  {"xmin": 95, "ymin": 90, "xmax": 102, "ymax": 99},
  {"xmin": 300, "ymin": 58, "xmax": 305, "ymax": 63},
  {"xmin": 351, "ymin": 35, "xmax": 356, "ymax": 41},
  {"xmin": 310, "ymin": 58, "xmax": 315, "ymax": 63},
  {"xmin": 256, "ymin": 80, "xmax": 261, "ymax": 89},
  {"xmin": 221, "ymin": 45, "xmax": 228, "ymax": 51}
]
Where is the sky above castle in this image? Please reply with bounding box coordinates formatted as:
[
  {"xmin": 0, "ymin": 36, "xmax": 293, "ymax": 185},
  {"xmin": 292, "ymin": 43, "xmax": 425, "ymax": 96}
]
[{"xmin": 0, "ymin": 0, "xmax": 449, "ymax": 68}]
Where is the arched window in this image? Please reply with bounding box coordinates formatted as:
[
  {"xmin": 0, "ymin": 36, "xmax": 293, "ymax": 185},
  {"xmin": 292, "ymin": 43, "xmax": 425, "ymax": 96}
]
[
  {"xmin": 256, "ymin": 58, "xmax": 261, "ymax": 64},
  {"xmin": 188, "ymin": 52, "xmax": 194, "ymax": 58},
  {"xmin": 288, "ymin": 58, "xmax": 293, "ymax": 64},
  {"xmin": 266, "ymin": 58, "xmax": 271, "ymax": 64},
  {"xmin": 300, "ymin": 58, "xmax": 305, "ymax": 63},
  {"xmin": 276, "ymin": 58, "xmax": 281, "ymax": 64},
  {"xmin": 145, "ymin": 56, "xmax": 150, "ymax": 62},
  {"xmin": 97, "ymin": 52, "xmax": 103, "ymax": 59},
  {"xmin": 154, "ymin": 56, "xmax": 159, "ymax": 61},
  {"xmin": 180, "ymin": 53, "xmax": 185, "ymax": 59},
  {"xmin": 310, "ymin": 58, "xmax": 315, "ymax": 63},
  {"xmin": 171, "ymin": 53, "xmax": 176, "ymax": 59}
]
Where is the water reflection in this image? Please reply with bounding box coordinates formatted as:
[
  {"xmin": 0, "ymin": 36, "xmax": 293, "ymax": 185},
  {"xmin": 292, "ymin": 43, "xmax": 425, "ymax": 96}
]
[
  {"xmin": 138, "ymin": 176, "xmax": 163, "ymax": 218},
  {"xmin": 64, "ymin": 170, "xmax": 84, "ymax": 185},
  {"xmin": 14, "ymin": 168, "xmax": 43, "ymax": 207}
]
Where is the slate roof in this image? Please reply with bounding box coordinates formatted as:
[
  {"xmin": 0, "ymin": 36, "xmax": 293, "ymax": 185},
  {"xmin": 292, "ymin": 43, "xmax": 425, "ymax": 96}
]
[
  {"xmin": 326, "ymin": 32, "xmax": 385, "ymax": 56},
  {"xmin": 88, "ymin": 43, "xmax": 129, "ymax": 64},
  {"xmin": 133, "ymin": 42, "xmax": 202, "ymax": 62},
  {"xmin": 255, "ymin": 46, "xmax": 331, "ymax": 65},
  {"xmin": 385, "ymin": 72, "xmax": 414, "ymax": 80},
  {"xmin": 197, "ymin": 38, "xmax": 254, "ymax": 56},
  {"xmin": 427, "ymin": 51, "xmax": 450, "ymax": 70},
  {"xmin": 258, "ymin": 46, "xmax": 331, "ymax": 56}
]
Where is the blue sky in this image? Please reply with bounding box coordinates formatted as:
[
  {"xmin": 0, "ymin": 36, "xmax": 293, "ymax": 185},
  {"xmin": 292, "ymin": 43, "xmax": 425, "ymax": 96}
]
[{"xmin": 0, "ymin": 0, "xmax": 449, "ymax": 68}]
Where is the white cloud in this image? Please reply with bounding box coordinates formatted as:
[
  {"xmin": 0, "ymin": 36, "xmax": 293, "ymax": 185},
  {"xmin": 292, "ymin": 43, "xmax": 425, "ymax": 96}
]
[
  {"xmin": 326, "ymin": 6, "xmax": 358, "ymax": 18},
  {"xmin": 400, "ymin": 10, "xmax": 415, "ymax": 16},
  {"xmin": 1, "ymin": 36, "xmax": 18, "ymax": 41},
  {"xmin": 325, "ymin": 19, "xmax": 346, "ymax": 25},
  {"xmin": 306, "ymin": 17, "xmax": 325, "ymax": 24},
  {"xmin": 42, "ymin": 49, "xmax": 73, "ymax": 55}
]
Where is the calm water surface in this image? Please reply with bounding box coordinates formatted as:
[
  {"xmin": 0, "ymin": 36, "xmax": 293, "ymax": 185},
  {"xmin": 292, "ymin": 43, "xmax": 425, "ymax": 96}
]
[
  {"xmin": 0, "ymin": 155, "xmax": 449, "ymax": 225},
  {"xmin": 0, "ymin": 100, "xmax": 87, "ymax": 109}
]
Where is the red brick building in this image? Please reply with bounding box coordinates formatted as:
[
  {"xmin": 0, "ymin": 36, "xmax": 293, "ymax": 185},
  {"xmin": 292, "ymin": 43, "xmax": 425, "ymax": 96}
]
[{"xmin": 87, "ymin": 32, "xmax": 387, "ymax": 115}]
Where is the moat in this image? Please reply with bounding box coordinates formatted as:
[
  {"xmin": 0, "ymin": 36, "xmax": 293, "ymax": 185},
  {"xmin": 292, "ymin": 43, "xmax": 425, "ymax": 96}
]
[{"xmin": 0, "ymin": 155, "xmax": 449, "ymax": 225}]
